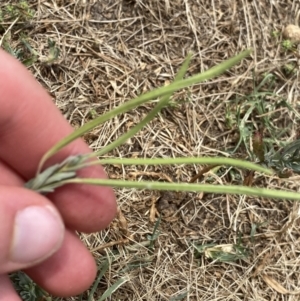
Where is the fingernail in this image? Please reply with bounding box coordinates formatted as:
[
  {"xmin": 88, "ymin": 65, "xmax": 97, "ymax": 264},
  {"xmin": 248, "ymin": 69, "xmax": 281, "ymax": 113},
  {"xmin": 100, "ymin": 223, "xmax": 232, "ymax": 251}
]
[{"xmin": 10, "ymin": 205, "xmax": 64, "ymax": 264}]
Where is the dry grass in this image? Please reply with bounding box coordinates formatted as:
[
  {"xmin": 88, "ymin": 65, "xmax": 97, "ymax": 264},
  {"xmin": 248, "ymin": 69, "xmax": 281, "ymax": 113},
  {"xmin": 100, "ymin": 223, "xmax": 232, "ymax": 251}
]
[{"xmin": 2, "ymin": 0, "xmax": 300, "ymax": 300}]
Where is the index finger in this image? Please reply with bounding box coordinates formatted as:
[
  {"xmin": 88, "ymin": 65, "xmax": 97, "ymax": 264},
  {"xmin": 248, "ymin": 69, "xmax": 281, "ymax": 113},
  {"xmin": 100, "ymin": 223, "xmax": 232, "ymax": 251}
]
[{"xmin": 0, "ymin": 49, "xmax": 116, "ymax": 232}]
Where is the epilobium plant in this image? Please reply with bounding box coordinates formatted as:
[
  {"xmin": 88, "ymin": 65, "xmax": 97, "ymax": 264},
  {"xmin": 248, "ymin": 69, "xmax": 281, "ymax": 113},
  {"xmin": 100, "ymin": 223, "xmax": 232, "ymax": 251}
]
[{"xmin": 25, "ymin": 49, "xmax": 300, "ymax": 202}]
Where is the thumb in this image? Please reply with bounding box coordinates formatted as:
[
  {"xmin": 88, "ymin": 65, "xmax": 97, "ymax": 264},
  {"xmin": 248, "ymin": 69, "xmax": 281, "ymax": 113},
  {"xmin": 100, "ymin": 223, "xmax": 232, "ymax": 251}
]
[{"xmin": 0, "ymin": 185, "xmax": 64, "ymax": 274}]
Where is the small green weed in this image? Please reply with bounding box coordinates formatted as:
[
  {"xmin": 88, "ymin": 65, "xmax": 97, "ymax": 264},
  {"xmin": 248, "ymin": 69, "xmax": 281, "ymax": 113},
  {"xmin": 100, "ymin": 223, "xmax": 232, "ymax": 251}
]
[
  {"xmin": 282, "ymin": 62, "xmax": 297, "ymax": 75},
  {"xmin": 228, "ymin": 72, "xmax": 295, "ymax": 159},
  {"xmin": 2, "ymin": 32, "xmax": 37, "ymax": 66},
  {"xmin": 0, "ymin": 1, "xmax": 34, "ymax": 23},
  {"xmin": 193, "ymin": 241, "xmax": 249, "ymax": 263},
  {"xmin": 271, "ymin": 30, "xmax": 280, "ymax": 39},
  {"xmin": 250, "ymin": 221, "xmax": 269, "ymax": 243},
  {"xmin": 10, "ymin": 271, "xmax": 50, "ymax": 301},
  {"xmin": 225, "ymin": 70, "xmax": 300, "ymax": 178},
  {"xmin": 0, "ymin": 2, "xmax": 59, "ymax": 66},
  {"xmin": 228, "ymin": 73, "xmax": 271, "ymax": 155},
  {"xmin": 193, "ymin": 232, "xmax": 249, "ymax": 263},
  {"xmin": 45, "ymin": 39, "xmax": 60, "ymax": 64},
  {"xmin": 281, "ymin": 39, "xmax": 295, "ymax": 52},
  {"xmin": 81, "ymin": 218, "xmax": 161, "ymax": 300},
  {"xmin": 88, "ymin": 109, "xmax": 99, "ymax": 119}
]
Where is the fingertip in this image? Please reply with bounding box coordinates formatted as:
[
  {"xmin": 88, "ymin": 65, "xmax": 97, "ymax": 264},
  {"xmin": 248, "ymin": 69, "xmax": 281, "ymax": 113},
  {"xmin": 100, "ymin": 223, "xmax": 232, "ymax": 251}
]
[
  {"xmin": 25, "ymin": 231, "xmax": 98, "ymax": 297},
  {"xmin": 0, "ymin": 186, "xmax": 64, "ymax": 274}
]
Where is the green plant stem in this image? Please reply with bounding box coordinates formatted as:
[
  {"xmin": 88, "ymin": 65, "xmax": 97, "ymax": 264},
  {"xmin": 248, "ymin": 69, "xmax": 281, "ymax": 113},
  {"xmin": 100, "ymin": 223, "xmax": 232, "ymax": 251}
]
[
  {"xmin": 93, "ymin": 53, "xmax": 192, "ymax": 157},
  {"xmin": 77, "ymin": 157, "xmax": 273, "ymax": 175},
  {"xmin": 38, "ymin": 49, "xmax": 252, "ymax": 171},
  {"xmin": 64, "ymin": 178, "xmax": 300, "ymax": 201},
  {"xmin": 26, "ymin": 154, "xmax": 273, "ymax": 194}
]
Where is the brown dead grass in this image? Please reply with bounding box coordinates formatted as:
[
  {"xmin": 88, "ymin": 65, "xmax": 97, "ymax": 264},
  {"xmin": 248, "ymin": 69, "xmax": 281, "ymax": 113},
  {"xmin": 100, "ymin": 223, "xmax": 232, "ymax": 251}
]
[{"xmin": 2, "ymin": 0, "xmax": 300, "ymax": 300}]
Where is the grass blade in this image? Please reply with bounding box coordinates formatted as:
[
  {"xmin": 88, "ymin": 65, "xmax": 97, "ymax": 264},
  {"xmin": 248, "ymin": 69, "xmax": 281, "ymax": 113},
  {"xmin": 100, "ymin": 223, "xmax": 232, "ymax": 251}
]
[
  {"xmin": 97, "ymin": 277, "xmax": 129, "ymax": 301},
  {"xmin": 148, "ymin": 216, "xmax": 161, "ymax": 252},
  {"xmin": 38, "ymin": 49, "xmax": 252, "ymax": 170},
  {"xmin": 87, "ymin": 259, "xmax": 110, "ymax": 301},
  {"xmin": 27, "ymin": 155, "xmax": 271, "ymax": 194},
  {"xmin": 170, "ymin": 291, "xmax": 188, "ymax": 301},
  {"xmin": 97, "ymin": 157, "xmax": 272, "ymax": 175},
  {"xmin": 65, "ymin": 178, "xmax": 300, "ymax": 201},
  {"xmin": 94, "ymin": 53, "xmax": 192, "ymax": 157}
]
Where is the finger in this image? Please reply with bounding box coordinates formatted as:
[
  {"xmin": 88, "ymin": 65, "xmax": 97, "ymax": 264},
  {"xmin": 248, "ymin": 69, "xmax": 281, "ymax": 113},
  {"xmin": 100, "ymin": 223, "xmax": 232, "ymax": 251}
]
[
  {"xmin": 49, "ymin": 166, "xmax": 117, "ymax": 232},
  {"xmin": 1, "ymin": 153, "xmax": 116, "ymax": 233},
  {"xmin": 0, "ymin": 160, "xmax": 23, "ymax": 186},
  {"xmin": 0, "ymin": 166, "xmax": 97, "ymax": 297},
  {"xmin": 0, "ymin": 186, "xmax": 64, "ymax": 274},
  {"xmin": 25, "ymin": 231, "xmax": 97, "ymax": 297},
  {"xmin": 0, "ymin": 49, "xmax": 117, "ymax": 232},
  {"xmin": 0, "ymin": 275, "xmax": 22, "ymax": 301}
]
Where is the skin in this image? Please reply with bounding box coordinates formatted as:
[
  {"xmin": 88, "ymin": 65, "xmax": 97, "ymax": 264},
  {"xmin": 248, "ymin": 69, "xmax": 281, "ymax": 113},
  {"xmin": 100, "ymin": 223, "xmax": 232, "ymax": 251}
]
[{"xmin": 0, "ymin": 49, "xmax": 117, "ymax": 298}]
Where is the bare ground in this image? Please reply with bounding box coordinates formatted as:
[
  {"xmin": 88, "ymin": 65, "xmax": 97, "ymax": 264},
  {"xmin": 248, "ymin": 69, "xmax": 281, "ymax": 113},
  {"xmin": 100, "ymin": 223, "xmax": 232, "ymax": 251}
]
[{"xmin": 2, "ymin": 0, "xmax": 300, "ymax": 300}]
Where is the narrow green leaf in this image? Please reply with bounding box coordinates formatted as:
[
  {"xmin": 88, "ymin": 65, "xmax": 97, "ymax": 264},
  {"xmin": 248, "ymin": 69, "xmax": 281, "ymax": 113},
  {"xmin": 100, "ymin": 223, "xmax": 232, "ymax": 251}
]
[
  {"xmin": 26, "ymin": 155, "xmax": 84, "ymax": 192},
  {"xmin": 65, "ymin": 178, "xmax": 300, "ymax": 201},
  {"xmin": 27, "ymin": 154, "xmax": 272, "ymax": 194},
  {"xmin": 97, "ymin": 277, "xmax": 129, "ymax": 301},
  {"xmin": 44, "ymin": 171, "xmax": 76, "ymax": 185},
  {"xmin": 87, "ymin": 259, "xmax": 110, "ymax": 301},
  {"xmin": 170, "ymin": 291, "xmax": 188, "ymax": 301},
  {"xmin": 97, "ymin": 157, "xmax": 272, "ymax": 175},
  {"xmin": 148, "ymin": 216, "xmax": 161, "ymax": 251},
  {"xmin": 25, "ymin": 164, "xmax": 59, "ymax": 190},
  {"xmin": 94, "ymin": 53, "xmax": 192, "ymax": 157},
  {"xmin": 38, "ymin": 49, "xmax": 252, "ymax": 170}
]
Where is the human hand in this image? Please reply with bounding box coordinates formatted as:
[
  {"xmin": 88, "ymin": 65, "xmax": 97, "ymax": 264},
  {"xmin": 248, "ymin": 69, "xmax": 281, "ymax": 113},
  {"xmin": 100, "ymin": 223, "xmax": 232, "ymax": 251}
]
[{"xmin": 0, "ymin": 49, "xmax": 117, "ymax": 299}]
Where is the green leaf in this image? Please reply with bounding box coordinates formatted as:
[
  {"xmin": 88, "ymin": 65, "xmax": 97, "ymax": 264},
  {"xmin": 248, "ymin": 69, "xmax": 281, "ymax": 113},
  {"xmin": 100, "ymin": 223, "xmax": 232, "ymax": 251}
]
[
  {"xmin": 27, "ymin": 155, "xmax": 273, "ymax": 194},
  {"xmin": 95, "ymin": 53, "xmax": 192, "ymax": 157},
  {"xmin": 87, "ymin": 259, "xmax": 110, "ymax": 301},
  {"xmin": 65, "ymin": 178, "xmax": 300, "ymax": 201},
  {"xmin": 97, "ymin": 157, "xmax": 272, "ymax": 175},
  {"xmin": 25, "ymin": 155, "xmax": 85, "ymax": 193},
  {"xmin": 268, "ymin": 139, "xmax": 300, "ymax": 173},
  {"xmin": 37, "ymin": 49, "xmax": 252, "ymax": 171},
  {"xmin": 97, "ymin": 277, "xmax": 129, "ymax": 301},
  {"xmin": 170, "ymin": 291, "xmax": 188, "ymax": 301}
]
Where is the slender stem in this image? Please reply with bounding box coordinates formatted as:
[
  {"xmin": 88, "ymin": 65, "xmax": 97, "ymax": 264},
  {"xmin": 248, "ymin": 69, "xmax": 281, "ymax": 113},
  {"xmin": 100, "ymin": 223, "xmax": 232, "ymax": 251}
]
[
  {"xmin": 64, "ymin": 178, "xmax": 300, "ymax": 201},
  {"xmin": 93, "ymin": 53, "xmax": 192, "ymax": 157},
  {"xmin": 37, "ymin": 49, "xmax": 252, "ymax": 171},
  {"xmin": 97, "ymin": 157, "xmax": 272, "ymax": 175}
]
